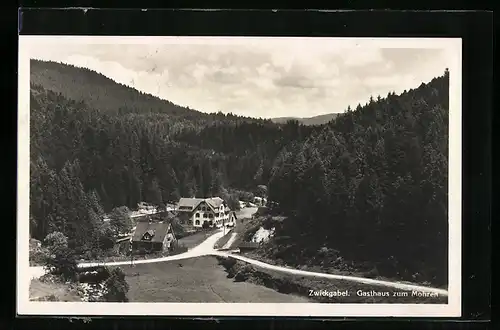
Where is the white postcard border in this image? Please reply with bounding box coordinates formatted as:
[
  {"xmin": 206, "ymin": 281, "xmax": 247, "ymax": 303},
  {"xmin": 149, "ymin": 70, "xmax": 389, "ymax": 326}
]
[{"xmin": 17, "ymin": 36, "xmax": 462, "ymax": 317}]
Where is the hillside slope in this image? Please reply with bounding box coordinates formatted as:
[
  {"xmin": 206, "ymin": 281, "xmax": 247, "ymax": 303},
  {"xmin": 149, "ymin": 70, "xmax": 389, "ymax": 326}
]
[
  {"xmin": 30, "ymin": 59, "xmax": 266, "ymax": 125},
  {"xmin": 28, "ymin": 63, "xmax": 315, "ymax": 251},
  {"xmin": 262, "ymin": 71, "xmax": 450, "ymax": 287}
]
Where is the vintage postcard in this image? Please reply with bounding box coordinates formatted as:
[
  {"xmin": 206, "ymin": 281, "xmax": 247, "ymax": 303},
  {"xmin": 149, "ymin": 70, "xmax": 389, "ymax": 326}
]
[{"xmin": 17, "ymin": 36, "xmax": 462, "ymax": 317}]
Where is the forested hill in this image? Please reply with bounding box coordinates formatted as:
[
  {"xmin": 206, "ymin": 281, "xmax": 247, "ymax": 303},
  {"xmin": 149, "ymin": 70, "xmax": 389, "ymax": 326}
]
[
  {"xmin": 29, "ymin": 63, "xmax": 318, "ymax": 248},
  {"xmin": 30, "ymin": 59, "xmax": 268, "ymax": 125},
  {"xmin": 265, "ymin": 70, "xmax": 450, "ymax": 286}
]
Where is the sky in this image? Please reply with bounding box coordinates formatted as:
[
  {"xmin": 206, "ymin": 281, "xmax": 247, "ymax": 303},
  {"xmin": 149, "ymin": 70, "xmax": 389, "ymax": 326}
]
[{"xmin": 27, "ymin": 37, "xmax": 454, "ymax": 119}]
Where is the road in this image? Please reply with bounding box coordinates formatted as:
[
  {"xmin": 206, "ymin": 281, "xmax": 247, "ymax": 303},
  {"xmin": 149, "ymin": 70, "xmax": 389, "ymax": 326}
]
[
  {"xmin": 29, "ymin": 206, "xmax": 448, "ymax": 296},
  {"xmin": 29, "ymin": 228, "xmax": 226, "ymax": 279},
  {"xmin": 213, "ymin": 252, "xmax": 449, "ymax": 296}
]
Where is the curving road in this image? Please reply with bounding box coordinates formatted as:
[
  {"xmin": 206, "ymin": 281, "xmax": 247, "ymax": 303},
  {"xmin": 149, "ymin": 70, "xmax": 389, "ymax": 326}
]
[
  {"xmin": 29, "ymin": 207, "xmax": 448, "ymax": 297},
  {"xmin": 212, "ymin": 251, "xmax": 448, "ymax": 296},
  {"xmin": 29, "ymin": 229, "xmax": 226, "ymax": 279},
  {"xmin": 29, "ymin": 228, "xmax": 448, "ymax": 296}
]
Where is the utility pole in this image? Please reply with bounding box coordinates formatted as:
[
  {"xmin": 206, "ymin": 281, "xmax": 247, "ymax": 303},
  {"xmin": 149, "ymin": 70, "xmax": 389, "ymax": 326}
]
[{"xmin": 129, "ymin": 237, "xmax": 134, "ymax": 267}]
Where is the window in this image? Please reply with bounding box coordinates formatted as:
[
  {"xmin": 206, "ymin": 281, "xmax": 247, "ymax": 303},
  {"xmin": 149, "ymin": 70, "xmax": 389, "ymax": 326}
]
[
  {"xmin": 142, "ymin": 230, "xmax": 155, "ymax": 241},
  {"xmin": 195, "ymin": 220, "xmax": 200, "ymax": 226},
  {"xmin": 203, "ymin": 214, "xmax": 208, "ymax": 218},
  {"xmin": 195, "ymin": 213, "xmax": 200, "ymax": 218},
  {"xmin": 208, "ymin": 213, "xmax": 213, "ymax": 219}
]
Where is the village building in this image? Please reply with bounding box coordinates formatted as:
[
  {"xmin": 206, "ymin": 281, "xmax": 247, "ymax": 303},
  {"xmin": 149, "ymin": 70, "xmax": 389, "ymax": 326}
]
[
  {"xmin": 176, "ymin": 197, "xmax": 236, "ymax": 228},
  {"xmin": 226, "ymin": 211, "xmax": 237, "ymax": 227},
  {"xmin": 131, "ymin": 221, "xmax": 177, "ymax": 253}
]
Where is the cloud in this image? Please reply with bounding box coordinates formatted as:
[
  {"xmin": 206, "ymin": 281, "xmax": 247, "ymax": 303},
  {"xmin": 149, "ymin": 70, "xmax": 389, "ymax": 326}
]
[
  {"xmin": 28, "ymin": 38, "xmax": 452, "ymax": 119},
  {"xmin": 342, "ymin": 48, "xmax": 385, "ymax": 67}
]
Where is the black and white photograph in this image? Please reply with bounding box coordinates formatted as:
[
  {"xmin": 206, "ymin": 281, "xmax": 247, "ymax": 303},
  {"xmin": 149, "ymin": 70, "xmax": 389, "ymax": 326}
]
[{"xmin": 18, "ymin": 36, "xmax": 462, "ymax": 317}]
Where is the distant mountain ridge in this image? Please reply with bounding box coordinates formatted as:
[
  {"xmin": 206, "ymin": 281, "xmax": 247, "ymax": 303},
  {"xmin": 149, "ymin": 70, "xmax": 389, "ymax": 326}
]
[
  {"xmin": 271, "ymin": 113, "xmax": 341, "ymax": 126},
  {"xmin": 29, "ymin": 59, "xmax": 269, "ymax": 124}
]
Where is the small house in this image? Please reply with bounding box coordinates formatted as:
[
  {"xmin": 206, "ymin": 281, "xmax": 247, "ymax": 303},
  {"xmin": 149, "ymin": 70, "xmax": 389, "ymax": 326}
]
[{"xmin": 131, "ymin": 221, "xmax": 177, "ymax": 253}]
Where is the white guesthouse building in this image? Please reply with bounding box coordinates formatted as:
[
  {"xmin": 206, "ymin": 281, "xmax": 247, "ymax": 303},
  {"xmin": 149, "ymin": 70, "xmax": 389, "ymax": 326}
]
[{"xmin": 176, "ymin": 197, "xmax": 236, "ymax": 228}]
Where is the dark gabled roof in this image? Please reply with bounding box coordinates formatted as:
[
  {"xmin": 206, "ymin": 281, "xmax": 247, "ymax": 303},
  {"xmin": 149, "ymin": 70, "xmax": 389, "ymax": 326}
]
[
  {"xmin": 178, "ymin": 197, "xmax": 226, "ymax": 212},
  {"xmin": 132, "ymin": 222, "xmax": 173, "ymax": 243},
  {"xmin": 178, "ymin": 198, "xmax": 204, "ymax": 210},
  {"xmin": 205, "ymin": 197, "xmax": 225, "ymax": 209}
]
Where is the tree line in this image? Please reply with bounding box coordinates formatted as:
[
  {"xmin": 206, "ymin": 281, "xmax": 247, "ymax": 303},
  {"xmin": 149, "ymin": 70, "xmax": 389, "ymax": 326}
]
[
  {"xmin": 266, "ymin": 70, "xmax": 450, "ymax": 286},
  {"xmin": 29, "ymin": 82, "xmax": 312, "ymax": 253}
]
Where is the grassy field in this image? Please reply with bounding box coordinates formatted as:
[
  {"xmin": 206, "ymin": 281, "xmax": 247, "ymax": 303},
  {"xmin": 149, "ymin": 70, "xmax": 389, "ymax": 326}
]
[
  {"xmin": 217, "ymin": 257, "xmax": 448, "ymax": 304},
  {"xmin": 119, "ymin": 256, "xmax": 309, "ymax": 302},
  {"xmin": 30, "ymin": 278, "xmax": 81, "ymax": 302}
]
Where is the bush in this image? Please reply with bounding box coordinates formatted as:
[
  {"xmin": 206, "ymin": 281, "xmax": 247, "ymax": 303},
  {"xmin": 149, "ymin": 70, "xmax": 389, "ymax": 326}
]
[
  {"xmin": 102, "ymin": 267, "xmax": 129, "ymax": 302},
  {"xmin": 77, "ymin": 266, "xmax": 111, "ymax": 284},
  {"xmin": 44, "ymin": 231, "xmax": 68, "ymax": 250},
  {"xmin": 42, "ymin": 232, "xmax": 78, "ymax": 281},
  {"xmin": 30, "ymin": 247, "xmax": 48, "ymax": 266},
  {"xmin": 234, "ymin": 264, "xmax": 255, "ymax": 282},
  {"xmin": 44, "ymin": 248, "xmax": 78, "ymax": 280},
  {"xmin": 218, "ymin": 256, "xmax": 237, "ymax": 270}
]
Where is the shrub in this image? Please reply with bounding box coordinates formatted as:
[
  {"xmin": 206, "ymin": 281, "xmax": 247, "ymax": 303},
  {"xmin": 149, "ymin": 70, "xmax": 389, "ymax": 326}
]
[
  {"xmin": 218, "ymin": 256, "xmax": 237, "ymax": 270},
  {"xmin": 42, "ymin": 232, "xmax": 78, "ymax": 280},
  {"xmin": 234, "ymin": 264, "xmax": 255, "ymax": 282},
  {"xmin": 102, "ymin": 267, "xmax": 129, "ymax": 302},
  {"xmin": 30, "ymin": 247, "xmax": 48, "ymax": 266},
  {"xmin": 44, "ymin": 231, "xmax": 68, "ymax": 250},
  {"xmin": 77, "ymin": 266, "xmax": 111, "ymax": 284},
  {"xmin": 44, "ymin": 248, "xmax": 78, "ymax": 280}
]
